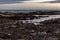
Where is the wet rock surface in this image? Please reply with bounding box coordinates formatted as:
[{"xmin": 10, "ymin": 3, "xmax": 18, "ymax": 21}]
[{"xmin": 0, "ymin": 18, "xmax": 59, "ymax": 40}]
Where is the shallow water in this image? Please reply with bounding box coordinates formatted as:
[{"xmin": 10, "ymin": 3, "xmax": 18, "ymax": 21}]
[{"xmin": 20, "ymin": 15, "xmax": 60, "ymax": 25}]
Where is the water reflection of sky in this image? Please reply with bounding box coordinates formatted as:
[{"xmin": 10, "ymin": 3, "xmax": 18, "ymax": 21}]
[{"xmin": 20, "ymin": 15, "xmax": 60, "ymax": 25}]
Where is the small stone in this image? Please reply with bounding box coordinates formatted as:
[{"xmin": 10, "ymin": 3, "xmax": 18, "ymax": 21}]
[
  {"xmin": 12, "ymin": 25, "xmax": 16, "ymax": 28},
  {"xmin": 31, "ymin": 32, "xmax": 36, "ymax": 36},
  {"xmin": 31, "ymin": 30, "xmax": 35, "ymax": 32}
]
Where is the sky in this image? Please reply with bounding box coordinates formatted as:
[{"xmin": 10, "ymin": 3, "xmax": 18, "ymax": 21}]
[{"xmin": 0, "ymin": 0, "xmax": 60, "ymax": 10}]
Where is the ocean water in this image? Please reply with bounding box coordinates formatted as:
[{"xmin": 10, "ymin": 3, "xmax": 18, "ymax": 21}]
[{"xmin": 0, "ymin": 10, "xmax": 37, "ymax": 13}]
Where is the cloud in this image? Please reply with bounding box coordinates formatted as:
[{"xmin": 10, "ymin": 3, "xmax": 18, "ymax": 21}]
[
  {"xmin": 43, "ymin": 0, "xmax": 60, "ymax": 3},
  {"xmin": 0, "ymin": 0, "xmax": 30, "ymax": 4},
  {"xmin": 0, "ymin": 0, "xmax": 60, "ymax": 4}
]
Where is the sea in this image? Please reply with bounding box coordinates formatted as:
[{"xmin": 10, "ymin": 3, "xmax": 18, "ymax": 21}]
[
  {"xmin": 0, "ymin": 9, "xmax": 57, "ymax": 13},
  {"xmin": 0, "ymin": 10, "xmax": 38, "ymax": 13}
]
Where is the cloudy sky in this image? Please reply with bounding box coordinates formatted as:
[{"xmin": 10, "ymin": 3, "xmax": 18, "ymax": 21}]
[{"xmin": 0, "ymin": 0, "xmax": 60, "ymax": 10}]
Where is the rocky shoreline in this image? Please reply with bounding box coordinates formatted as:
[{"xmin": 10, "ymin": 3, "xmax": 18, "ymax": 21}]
[
  {"xmin": 0, "ymin": 18, "xmax": 60, "ymax": 40},
  {"xmin": 0, "ymin": 11, "xmax": 59, "ymax": 40}
]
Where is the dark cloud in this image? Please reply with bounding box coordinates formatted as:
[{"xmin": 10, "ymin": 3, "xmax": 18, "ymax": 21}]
[
  {"xmin": 0, "ymin": 0, "xmax": 30, "ymax": 4},
  {"xmin": 43, "ymin": 0, "xmax": 60, "ymax": 3}
]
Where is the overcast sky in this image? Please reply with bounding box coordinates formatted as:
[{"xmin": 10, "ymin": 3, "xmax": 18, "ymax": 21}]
[{"xmin": 0, "ymin": 0, "xmax": 60, "ymax": 10}]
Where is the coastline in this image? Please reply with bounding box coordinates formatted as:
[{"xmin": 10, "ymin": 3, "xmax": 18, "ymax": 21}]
[{"xmin": 0, "ymin": 11, "xmax": 60, "ymax": 40}]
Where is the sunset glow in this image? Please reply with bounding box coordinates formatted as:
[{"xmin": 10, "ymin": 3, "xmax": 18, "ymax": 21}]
[{"xmin": 0, "ymin": 0, "xmax": 59, "ymax": 10}]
